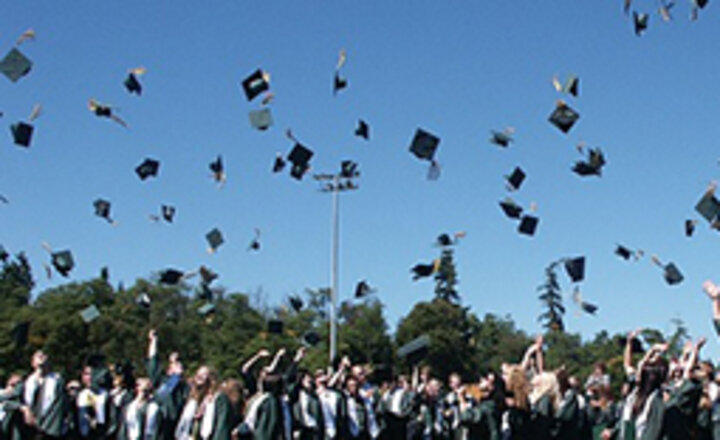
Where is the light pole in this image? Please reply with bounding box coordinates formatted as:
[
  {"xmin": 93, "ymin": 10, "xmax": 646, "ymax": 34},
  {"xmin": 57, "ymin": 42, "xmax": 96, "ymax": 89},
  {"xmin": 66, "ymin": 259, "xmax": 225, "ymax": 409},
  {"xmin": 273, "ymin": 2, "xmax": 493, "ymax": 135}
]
[{"xmin": 315, "ymin": 161, "xmax": 359, "ymax": 364}]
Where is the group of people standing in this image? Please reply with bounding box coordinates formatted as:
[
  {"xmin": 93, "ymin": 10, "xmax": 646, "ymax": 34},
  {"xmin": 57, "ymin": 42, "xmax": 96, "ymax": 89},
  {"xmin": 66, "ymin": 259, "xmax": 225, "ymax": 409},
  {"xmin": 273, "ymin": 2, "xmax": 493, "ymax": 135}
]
[{"xmin": 4, "ymin": 282, "xmax": 720, "ymax": 440}]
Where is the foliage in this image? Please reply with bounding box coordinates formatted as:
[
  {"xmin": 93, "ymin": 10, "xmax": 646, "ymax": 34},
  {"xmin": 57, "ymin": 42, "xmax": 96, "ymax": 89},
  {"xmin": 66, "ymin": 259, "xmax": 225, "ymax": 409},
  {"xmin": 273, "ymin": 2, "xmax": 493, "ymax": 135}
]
[
  {"xmin": 537, "ymin": 261, "xmax": 565, "ymax": 332},
  {"xmin": 434, "ymin": 247, "xmax": 459, "ymax": 303}
]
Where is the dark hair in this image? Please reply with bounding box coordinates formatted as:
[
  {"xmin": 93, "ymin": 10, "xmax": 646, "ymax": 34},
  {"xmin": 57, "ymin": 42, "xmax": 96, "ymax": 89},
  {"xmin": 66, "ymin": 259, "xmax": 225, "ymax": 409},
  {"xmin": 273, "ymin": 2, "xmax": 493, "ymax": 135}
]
[
  {"xmin": 262, "ymin": 374, "xmax": 284, "ymax": 396},
  {"xmin": 487, "ymin": 371, "xmax": 507, "ymax": 413},
  {"xmin": 632, "ymin": 359, "xmax": 668, "ymax": 417}
]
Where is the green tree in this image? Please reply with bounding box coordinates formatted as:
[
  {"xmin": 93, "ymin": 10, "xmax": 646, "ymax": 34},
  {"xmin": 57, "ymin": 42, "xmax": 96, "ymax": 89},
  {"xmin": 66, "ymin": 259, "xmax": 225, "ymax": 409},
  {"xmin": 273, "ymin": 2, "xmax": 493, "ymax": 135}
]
[
  {"xmin": 537, "ymin": 261, "xmax": 565, "ymax": 332},
  {"xmin": 435, "ymin": 247, "xmax": 459, "ymax": 303}
]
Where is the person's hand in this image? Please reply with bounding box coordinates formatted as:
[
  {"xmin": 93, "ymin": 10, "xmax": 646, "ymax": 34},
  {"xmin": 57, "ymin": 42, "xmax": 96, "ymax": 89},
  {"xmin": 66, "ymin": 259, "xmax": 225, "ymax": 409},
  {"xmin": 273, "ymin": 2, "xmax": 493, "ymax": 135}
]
[
  {"xmin": 276, "ymin": 348, "xmax": 287, "ymax": 358},
  {"xmin": 697, "ymin": 337, "xmax": 707, "ymax": 350},
  {"xmin": 21, "ymin": 406, "xmax": 35, "ymax": 426},
  {"xmin": 704, "ymin": 280, "xmax": 720, "ymax": 299},
  {"xmin": 341, "ymin": 355, "xmax": 351, "ymax": 369},
  {"xmin": 601, "ymin": 428, "xmax": 612, "ymax": 440},
  {"xmin": 535, "ymin": 334, "xmax": 544, "ymax": 348},
  {"xmin": 257, "ymin": 349, "xmax": 271, "ymax": 358},
  {"xmin": 148, "ymin": 329, "xmax": 157, "ymax": 341}
]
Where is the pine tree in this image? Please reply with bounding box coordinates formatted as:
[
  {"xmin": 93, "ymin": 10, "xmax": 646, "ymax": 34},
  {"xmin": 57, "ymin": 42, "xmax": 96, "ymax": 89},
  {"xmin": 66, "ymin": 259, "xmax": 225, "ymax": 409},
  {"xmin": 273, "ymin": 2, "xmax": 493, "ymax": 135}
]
[
  {"xmin": 537, "ymin": 261, "xmax": 565, "ymax": 332},
  {"xmin": 435, "ymin": 247, "xmax": 460, "ymax": 303}
]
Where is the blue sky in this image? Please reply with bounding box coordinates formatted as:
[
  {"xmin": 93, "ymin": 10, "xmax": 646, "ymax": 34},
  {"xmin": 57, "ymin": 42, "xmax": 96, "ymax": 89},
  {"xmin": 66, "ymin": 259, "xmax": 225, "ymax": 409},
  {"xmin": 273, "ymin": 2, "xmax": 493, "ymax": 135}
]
[{"xmin": 2, "ymin": 1, "xmax": 720, "ymax": 357}]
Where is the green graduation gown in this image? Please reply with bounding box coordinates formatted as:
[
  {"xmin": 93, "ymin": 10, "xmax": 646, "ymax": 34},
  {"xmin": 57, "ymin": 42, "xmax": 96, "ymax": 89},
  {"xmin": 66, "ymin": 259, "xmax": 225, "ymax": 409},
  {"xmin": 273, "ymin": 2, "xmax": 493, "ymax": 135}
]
[
  {"xmin": 459, "ymin": 399, "xmax": 500, "ymax": 440},
  {"xmin": 147, "ymin": 355, "xmax": 189, "ymax": 440},
  {"xmin": 662, "ymin": 379, "xmax": 702, "ymax": 440}
]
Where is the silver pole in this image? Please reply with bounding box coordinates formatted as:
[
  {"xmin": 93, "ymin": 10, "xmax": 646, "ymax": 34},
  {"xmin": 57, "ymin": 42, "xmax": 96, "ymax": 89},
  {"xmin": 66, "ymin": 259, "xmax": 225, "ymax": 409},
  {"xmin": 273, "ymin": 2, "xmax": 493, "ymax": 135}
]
[{"xmin": 329, "ymin": 175, "xmax": 340, "ymax": 363}]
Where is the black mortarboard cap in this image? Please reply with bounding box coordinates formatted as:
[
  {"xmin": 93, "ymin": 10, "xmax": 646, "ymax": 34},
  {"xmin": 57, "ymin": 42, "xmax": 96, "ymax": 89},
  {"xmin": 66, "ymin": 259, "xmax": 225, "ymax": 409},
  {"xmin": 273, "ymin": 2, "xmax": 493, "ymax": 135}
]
[
  {"xmin": 663, "ymin": 263, "xmax": 683, "ymax": 285},
  {"xmin": 518, "ymin": 215, "xmax": 539, "ymax": 236},
  {"xmin": 436, "ymin": 233, "xmax": 453, "ymax": 247},
  {"xmin": 355, "ymin": 280, "xmax": 375, "ymax": 298},
  {"xmin": 696, "ymin": 0, "xmax": 709, "ymax": 8},
  {"xmin": 289, "ymin": 295, "xmax": 304, "ymax": 312},
  {"xmin": 581, "ymin": 302, "xmax": 598, "ymax": 315},
  {"xmin": 333, "ymin": 72, "xmax": 348, "ymax": 94},
  {"xmin": 135, "ymin": 158, "xmax": 160, "ymax": 180},
  {"xmin": 565, "ymin": 75, "xmax": 579, "ymax": 97},
  {"xmin": 162, "ymin": 205, "xmax": 176, "ymax": 223},
  {"xmin": 209, "ymin": 155, "xmax": 223, "ymax": 175},
  {"xmin": 159, "ymin": 268, "xmax": 184, "ymax": 285},
  {"xmin": 573, "ymin": 148, "xmax": 606, "ymax": 177},
  {"xmin": 272, "ymin": 154, "xmax": 286, "ymax": 173},
  {"xmin": 548, "ymin": 101, "xmax": 580, "ymax": 134},
  {"xmin": 249, "ymin": 108, "xmax": 273, "ymax": 131},
  {"xmin": 242, "ymin": 69, "xmax": 270, "ymax": 101},
  {"xmin": 499, "ymin": 198, "xmax": 523, "ymax": 219},
  {"xmin": 10, "ymin": 122, "xmax": 33, "ymax": 147},
  {"xmin": 411, "ymin": 260, "xmax": 438, "ymax": 281},
  {"xmin": 136, "ymin": 292, "xmax": 151, "ymax": 309},
  {"xmin": 340, "ymin": 160, "xmax": 359, "ymax": 179},
  {"xmin": 0, "ymin": 245, "xmax": 9, "ymax": 262},
  {"xmin": 490, "ymin": 131, "xmax": 513, "ymax": 147},
  {"xmin": 10, "ymin": 321, "xmax": 30, "ymax": 347},
  {"xmin": 52, "ymin": 250, "xmax": 74, "ymax": 277},
  {"xmin": 206, "ymin": 228, "xmax": 224, "ymax": 252},
  {"xmin": 685, "ymin": 220, "xmax": 696, "ymax": 237},
  {"xmin": 506, "ymin": 167, "xmax": 526, "ymax": 191},
  {"xmin": 302, "ymin": 331, "xmax": 321, "ymax": 347},
  {"xmin": 564, "ymin": 257, "xmax": 585, "ymax": 283},
  {"xmin": 287, "ymin": 143, "xmax": 314, "ymax": 180},
  {"xmin": 268, "ymin": 319, "xmax": 284, "ymax": 335},
  {"xmin": 398, "ymin": 335, "xmax": 430, "ymax": 365},
  {"xmin": 355, "ymin": 119, "xmax": 369, "ymax": 140},
  {"xmin": 0, "ymin": 48, "xmax": 33, "ymax": 83},
  {"xmin": 93, "ymin": 199, "xmax": 112, "ymax": 222},
  {"xmin": 409, "ymin": 128, "xmax": 440, "ymax": 162},
  {"xmin": 124, "ymin": 73, "xmax": 142, "ymax": 95},
  {"xmin": 615, "ymin": 245, "xmax": 632, "ymax": 260},
  {"xmin": 634, "ymin": 12, "xmax": 649, "ymax": 36},
  {"xmin": 80, "ymin": 305, "xmax": 101, "ymax": 323},
  {"xmin": 618, "ymin": 336, "xmax": 645, "ymax": 354},
  {"xmin": 695, "ymin": 190, "xmax": 720, "ymax": 223}
]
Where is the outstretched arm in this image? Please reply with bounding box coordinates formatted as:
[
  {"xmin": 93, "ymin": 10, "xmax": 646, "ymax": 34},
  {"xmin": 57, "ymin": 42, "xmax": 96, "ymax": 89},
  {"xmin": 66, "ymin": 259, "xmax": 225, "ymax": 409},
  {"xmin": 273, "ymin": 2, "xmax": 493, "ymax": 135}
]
[
  {"xmin": 684, "ymin": 337, "xmax": 706, "ymax": 380},
  {"xmin": 624, "ymin": 329, "xmax": 641, "ymax": 374},
  {"xmin": 703, "ymin": 281, "xmax": 720, "ymax": 336},
  {"xmin": 242, "ymin": 349, "xmax": 270, "ymax": 375},
  {"xmin": 266, "ymin": 348, "xmax": 286, "ymax": 374}
]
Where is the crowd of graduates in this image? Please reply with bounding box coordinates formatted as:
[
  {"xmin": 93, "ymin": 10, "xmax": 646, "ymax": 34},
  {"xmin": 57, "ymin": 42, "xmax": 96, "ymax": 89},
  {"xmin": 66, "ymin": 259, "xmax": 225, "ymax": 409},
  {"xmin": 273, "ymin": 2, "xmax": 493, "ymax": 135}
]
[{"xmin": 5, "ymin": 282, "xmax": 720, "ymax": 440}]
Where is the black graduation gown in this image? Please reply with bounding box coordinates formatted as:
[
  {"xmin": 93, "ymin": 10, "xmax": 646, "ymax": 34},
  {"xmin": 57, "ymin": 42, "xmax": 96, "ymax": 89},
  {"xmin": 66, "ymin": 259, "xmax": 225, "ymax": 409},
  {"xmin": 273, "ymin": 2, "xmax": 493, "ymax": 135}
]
[{"xmin": 530, "ymin": 395, "xmax": 555, "ymax": 440}]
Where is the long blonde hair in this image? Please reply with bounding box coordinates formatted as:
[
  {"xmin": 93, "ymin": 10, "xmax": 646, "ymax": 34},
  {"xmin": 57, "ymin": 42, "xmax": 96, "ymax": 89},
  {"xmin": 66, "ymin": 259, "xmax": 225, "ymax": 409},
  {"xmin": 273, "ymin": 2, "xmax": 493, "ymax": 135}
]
[
  {"xmin": 505, "ymin": 365, "xmax": 530, "ymax": 411},
  {"xmin": 529, "ymin": 372, "xmax": 560, "ymax": 411}
]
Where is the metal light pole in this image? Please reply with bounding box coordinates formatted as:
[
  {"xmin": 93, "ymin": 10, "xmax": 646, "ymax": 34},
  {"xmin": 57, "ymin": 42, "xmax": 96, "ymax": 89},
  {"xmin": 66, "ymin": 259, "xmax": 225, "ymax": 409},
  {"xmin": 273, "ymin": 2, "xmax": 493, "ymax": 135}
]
[{"xmin": 315, "ymin": 163, "xmax": 359, "ymax": 364}]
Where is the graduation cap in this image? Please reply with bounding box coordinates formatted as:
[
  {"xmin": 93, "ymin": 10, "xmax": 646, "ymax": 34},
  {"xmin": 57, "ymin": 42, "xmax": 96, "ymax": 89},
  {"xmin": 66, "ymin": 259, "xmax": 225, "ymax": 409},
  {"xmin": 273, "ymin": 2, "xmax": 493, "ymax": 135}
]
[
  {"xmin": 651, "ymin": 255, "xmax": 683, "ymax": 285},
  {"xmin": 289, "ymin": 295, "xmax": 304, "ymax": 312},
  {"xmin": 268, "ymin": 319, "xmax": 284, "ymax": 335},
  {"xmin": 159, "ymin": 268, "xmax": 186, "ymax": 285},
  {"xmin": 490, "ymin": 129, "xmax": 514, "ymax": 147},
  {"xmin": 136, "ymin": 292, "xmax": 151, "ymax": 309},
  {"xmin": 695, "ymin": 186, "xmax": 720, "ymax": 223},
  {"xmin": 340, "ymin": 160, "xmax": 359, "ymax": 179},
  {"xmin": 10, "ymin": 321, "xmax": 30, "ymax": 347},
  {"xmin": 436, "ymin": 234, "xmax": 453, "ymax": 247},
  {"xmin": 162, "ymin": 205, "xmax": 176, "ymax": 223},
  {"xmin": 685, "ymin": 219, "xmax": 697, "ymax": 237},
  {"xmin": 548, "ymin": 101, "xmax": 580, "ymax": 134},
  {"xmin": 564, "ymin": 75, "xmax": 579, "ymax": 97},
  {"xmin": 51, "ymin": 250, "xmax": 74, "ymax": 277},
  {"xmin": 691, "ymin": 0, "xmax": 709, "ymax": 19},
  {"xmin": 10, "ymin": 122, "xmax": 34, "ymax": 147},
  {"xmin": 333, "ymin": 72, "xmax": 348, "ymax": 95},
  {"xmin": 124, "ymin": 73, "xmax": 142, "ymax": 95},
  {"xmin": 287, "ymin": 143, "xmax": 314, "ymax": 180},
  {"xmin": 0, "ymin": 48, "xmax": 32, "ymax": 83},
  {"xmin": 615, "ymin": 244, "xmax": 633, "ymax": 260},
  {"xmin": 80, "ymin": 305, "xmax": 101, "ymax": 323},
  {"xmin": 581, "ymin": 302, "xmax": 598, "ymax": 315},
  {"xmin": 499, "ymin": 198, "xmax": 523, "ymax": 219},
  {"xmin": 0, "ymin": 245, "xmax": 9, "ymax": 262},
  {"xmin": 272, "ymin": 154, "xmax": 286, "ymax": 173},
  {"xmin": 618, "ymin": 336, "xmax": 645, "ymax": 354},
  {"xmin": 88, "ymin": 99, "xmax": 128, "ymax": 128},
  {"xmin": 93, "ymin": 199, "xmax": 114, "ymax": 224},
  {"xmin": 248, "ymin": 228, "xmax": 261, "ymax": 251},
  {"xmin": 634, "ymin": 12, "xmax": 649, "ymax": 36},
  {"xmin": 209, "ymin": 155, "xmax": 225, "ymax": 184},
  {"xmin": 409, "ymin": 128, "xmax": 440, "ymax": 162},
  {"xmin": 355, "ymin": 280, "xmax": 376, "ymax": 298},
  {"xmin": 398, "ymin": 335, "xmax": 430, "ymax": 365},
  {"xmin": 199, "ymin": 265, "xmax": 219, "ymax": 285},
  {"xmin": 518, "ymin": 215, "xmax": 539, "ymax": 236},
  {"xmin": 505, "ymin": 166, "xmax": 526, "ymax": 191},
  {"xmin": 411, "ymin": 259, "xmax": 440, "ymax": 281},
  {"xmin": 135, "ymin": 158, "xmax": 160, "ymax": 180},
  {"xmin": 205, "ymin": 228, "xmax": 224, "ymax": 253},
  {"xmin": 249, "ymin": 108, "xmax": 273, "ymax": 131},
  {"xmin": 198, "ymin": 303, "xmax": 216, "ymax": 318},
  {"xmin": 564, "ymin": 257, "xmax": 586, "ymax": 283},
  {"xmin": 355, "ymin": 119, "xmax": 369, "ymax": 140},
  {"xmin": 242, "ymin": 69, "xmax": 270, "ymax": 101},
  {"xmin": 573, "ymin": 148, "xmax": 606, "ymax": 177},
  {"xmin": 302, "ymin": 331, "xmax": 321, "ymax": 347}
]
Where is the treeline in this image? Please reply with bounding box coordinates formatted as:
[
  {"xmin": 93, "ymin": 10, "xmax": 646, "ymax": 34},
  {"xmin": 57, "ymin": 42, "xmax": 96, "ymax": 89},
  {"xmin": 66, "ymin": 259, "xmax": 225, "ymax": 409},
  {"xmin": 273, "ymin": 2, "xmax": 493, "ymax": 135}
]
[{"xmin": 0, "ymin": 252, "xmax": 691, "ymax": 391}]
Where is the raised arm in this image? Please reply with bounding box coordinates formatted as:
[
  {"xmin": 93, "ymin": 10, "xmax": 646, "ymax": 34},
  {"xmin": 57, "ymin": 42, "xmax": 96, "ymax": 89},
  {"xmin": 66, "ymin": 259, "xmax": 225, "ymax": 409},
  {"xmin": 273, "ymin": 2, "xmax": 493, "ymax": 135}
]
[
  {"xmin": 703, "ymin": 281, "xmax": 720, "ymax": 336},
  {"xmin": 266, "ymin": 348, "xmax": 286, "ymax": 375},
  {"xmin": 684, "ymin": 337, "xmax": 706, "ymax": 380},
  {"xmin": 242, "ymin": 349, "xmax": 271, "ymax": 375},
  {"xmin": 147, "ymin": 330, "xmax": 162, "ymax": 388},
  {"xmin": 624, "ymin": 329, "xmax": 640, "ymax": 374}
]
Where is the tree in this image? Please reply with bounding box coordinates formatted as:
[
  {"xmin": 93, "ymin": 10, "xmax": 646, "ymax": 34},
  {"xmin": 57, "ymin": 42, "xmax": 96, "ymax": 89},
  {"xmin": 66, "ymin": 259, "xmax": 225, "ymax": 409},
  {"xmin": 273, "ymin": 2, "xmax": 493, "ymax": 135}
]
[
  {"xmin": 434, "ymin": 247, "xmax": 460, "ymax": 303},
  {"xmin": 337, "ymin": 299, "xmax": 393, "ymax": 367},
  {"xmin": 537, "ymin": 261, "xmax": 565, "ymax": 332}
]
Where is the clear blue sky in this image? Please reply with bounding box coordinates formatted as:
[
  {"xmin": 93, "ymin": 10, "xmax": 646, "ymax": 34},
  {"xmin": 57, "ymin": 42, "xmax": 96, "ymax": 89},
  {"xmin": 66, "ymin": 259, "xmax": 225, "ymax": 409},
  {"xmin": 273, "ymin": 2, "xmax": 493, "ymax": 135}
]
[{"xmin": 2, "ymin": 1, "xmax": 720, "ymax": 357}]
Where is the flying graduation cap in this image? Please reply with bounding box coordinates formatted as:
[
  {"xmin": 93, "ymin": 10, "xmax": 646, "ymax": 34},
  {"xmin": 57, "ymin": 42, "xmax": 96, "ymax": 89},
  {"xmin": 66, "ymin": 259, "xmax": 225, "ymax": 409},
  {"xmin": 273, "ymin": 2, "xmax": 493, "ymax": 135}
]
[
  {"xmin": 411, "ymin": 259, "xmax": 440, "ymax": 281},
  {"xmin": 43, "ymin": 243, "xmax": 74, "ymax": 278},
  {"xmin": 691, "ymin": 0, "xmax": 709, "ymax": 20},
  {"xmin": 572, "ymin": 148, "xmax": 606, "ymax": 177},
  {"xmin": 505, "ymin": 166, "xmax": 526, "ymax": 191},
  {"xmin": 333, "ymin": 72, "xmax": 348, "ymax": 95},
  {"xmin": 88, "ymin": 99, "xmax": 128, "ymax": 128},
  {"xmin": 685, "ymin": 219, "xmax": 697, "ymax": 237},
  {"xmin": 209, "ymin": 155, "xmax": 226, "ymax": 185},
  {"xmin": 564, "ymin": 257, "xmax": 586, "ymax": 283},
  {"xmin": 289, "ymin": 295, "xmax": 304, "ymax": 312},
  {"xmin": 272, "ymin": 153, "xmax": 286, "ymax": 173},
  {"xmin": 159, "ymin": 268, "xmax": 188, "ymax": 285},
  {"xmin": 301, "ymin": 331, "xmax": 321, "ymax": 348},
  {"xmin": 634, "ymin": 12, "xmax": 649, "ymax": 35},
  {"xmin": 135, "ymin": 158, "xmax": 160, "ymax": 180},
  {"xmin": 124, "ymin": 67, "xmax": 146, "ymax": 95},
  {"xmin": 286, "ymin": 131, "xmax": 314, "ymax": 180},
  {"xmin": 93, "ymin": 199, "xmax": 116, "ymax": 224},
  {"xmin": 518, "ymin": 215, "xmax": 539, "ymax": 236},
  {"xmin": 552, "ymin": 74, "xmax": 579, "ymax": 97},
  {"xmin": 355, "ymin": 119, "xmax": 370, "ymax": 140},
  {"xmin": 10, "ymin": 121, "xmax": 34, "ymax": 148},
  {"xmin": 248, "ymin": 228, "xmax": 261, "ymax": 251},
  {"xmin": 0, "ymin": 48, "xmax": 33, "ymax": 83},
  {"xmin": 205, "ymin": 228, "xmax": 225, "ymax": 253},
  {"xmin": 572, "ymin": 288, "xmax": 598, "ymax": 316},
  {"xmin": 489, "ymin": 128, "xmax": 514, "ymax": 148},
  {"xmin": 242, "ymin": 68, "xmax": 270, "ymax": 101},
  {"xmin": 80, "ymin": 305, "xmax": 101, "ymax": 323},
  {"xmin": 249, "ymin": 108, "xmax": 273, "ymax": 131},
  {"xmin": 695, "ymin": 184, "xmax": 720, "ymax": 228},
  {"xmin": 409, "ymin": 128, "xmax": 441, "ymax": 180},
  {"xmin": 651, "ymin": 255, "xmax": 683, "ymax": 285},
  {"xmin": 499, "ymin": 198, "xmax": 523, "ymax": 219},
  {"xmin": 548, "ymin": 101, "xmax": 580, "ymax": 134},
  {"xmin": 615, "ymin": 244, "xmax": 643, "ymax": 261},
  {"xmin": 355, "ymin": 280, "xmax": 376, "ymax": 298}
]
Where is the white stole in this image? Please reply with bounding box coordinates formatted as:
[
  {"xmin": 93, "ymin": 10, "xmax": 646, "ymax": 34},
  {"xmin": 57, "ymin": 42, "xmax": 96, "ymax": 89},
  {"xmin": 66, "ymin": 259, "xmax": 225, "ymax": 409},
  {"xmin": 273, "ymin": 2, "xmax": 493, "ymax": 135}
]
[
  {"xmin": 175, "ymin": 395, "xmax": 217, "ymax": 440},
  {"xmin": 23, "ymin": 373, "xmax": 58, "ymax": 415},
  {"xmin": 318, "ymin": 389, "xmax": 338, "ymax": 438},
  {"xmin": 621, "ymin": 389, "xmax": 659, "ymax": 439},
  {"xmin": 300, "ymin": 389, "xmax": 317, "ymax": 428},
  {"xmin": 243, "ymin": 393, "xmax": 269, "ymax": 431}
]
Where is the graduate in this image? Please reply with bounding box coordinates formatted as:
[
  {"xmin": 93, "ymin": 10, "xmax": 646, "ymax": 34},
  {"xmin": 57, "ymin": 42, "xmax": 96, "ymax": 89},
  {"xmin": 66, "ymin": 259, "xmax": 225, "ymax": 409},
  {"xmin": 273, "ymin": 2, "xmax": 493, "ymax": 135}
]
[
  {"xmin": 21, "ymin": 350, "xmax": 68, "ymax": 439},
  {"xmin": 528, "ymin": 372, "xmax": 559, "ymax": 440},
  {"xmin": 416, "ymin": 378, "xmax": 445, "ymax": 440},
  {"xmin": 501, "ymin": 365, "xmax": 532, "ymax": 440},
  {"xmin": 146, "ymin": 330, "xmax": 189, "ymax": 440},
  {"xmin": 290, "ymin": 369, "xmax": 325, "ymax": 440},
  {"xmin": 457, "ymin": 372, "xmax": 503, "ymax": 440},
  {"xmin": 442, "ymin": 373, "xmax": 465, "ymax": 440},
  {"xmin": 342, "ymin": 375, "xmax": 380, "ymax": 440},
  {"xmin": 174, "ymin": 365, "xmax": 232, "ymax": 440},
  {"xmin": 315, "ymin": 369, "xmax": 344, "ymax": 440},
  {"xmin": 0, "ymin": 374, "xmax": 25, "ymax": 440},
  {"xmin": 107, "ymin": 363, "xmax": 135, "ymax": 439},
  {"xmin": 118, "ymin": 377, "xmax": 161, "ymax": 440},
  {"xmin": 236, "ymin": 374, "xmax": 292, "ymax": 440},
  {"xmin": 553, "ymin": 368, "xmax": 584, "ymax": 440},
  {"xmin": 379, "ymin": 374, "xmax": 415, "ymax": 440},
  {"xmin": 76, "ymin": 362, "xmax": 111, "ymax": 439}
]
